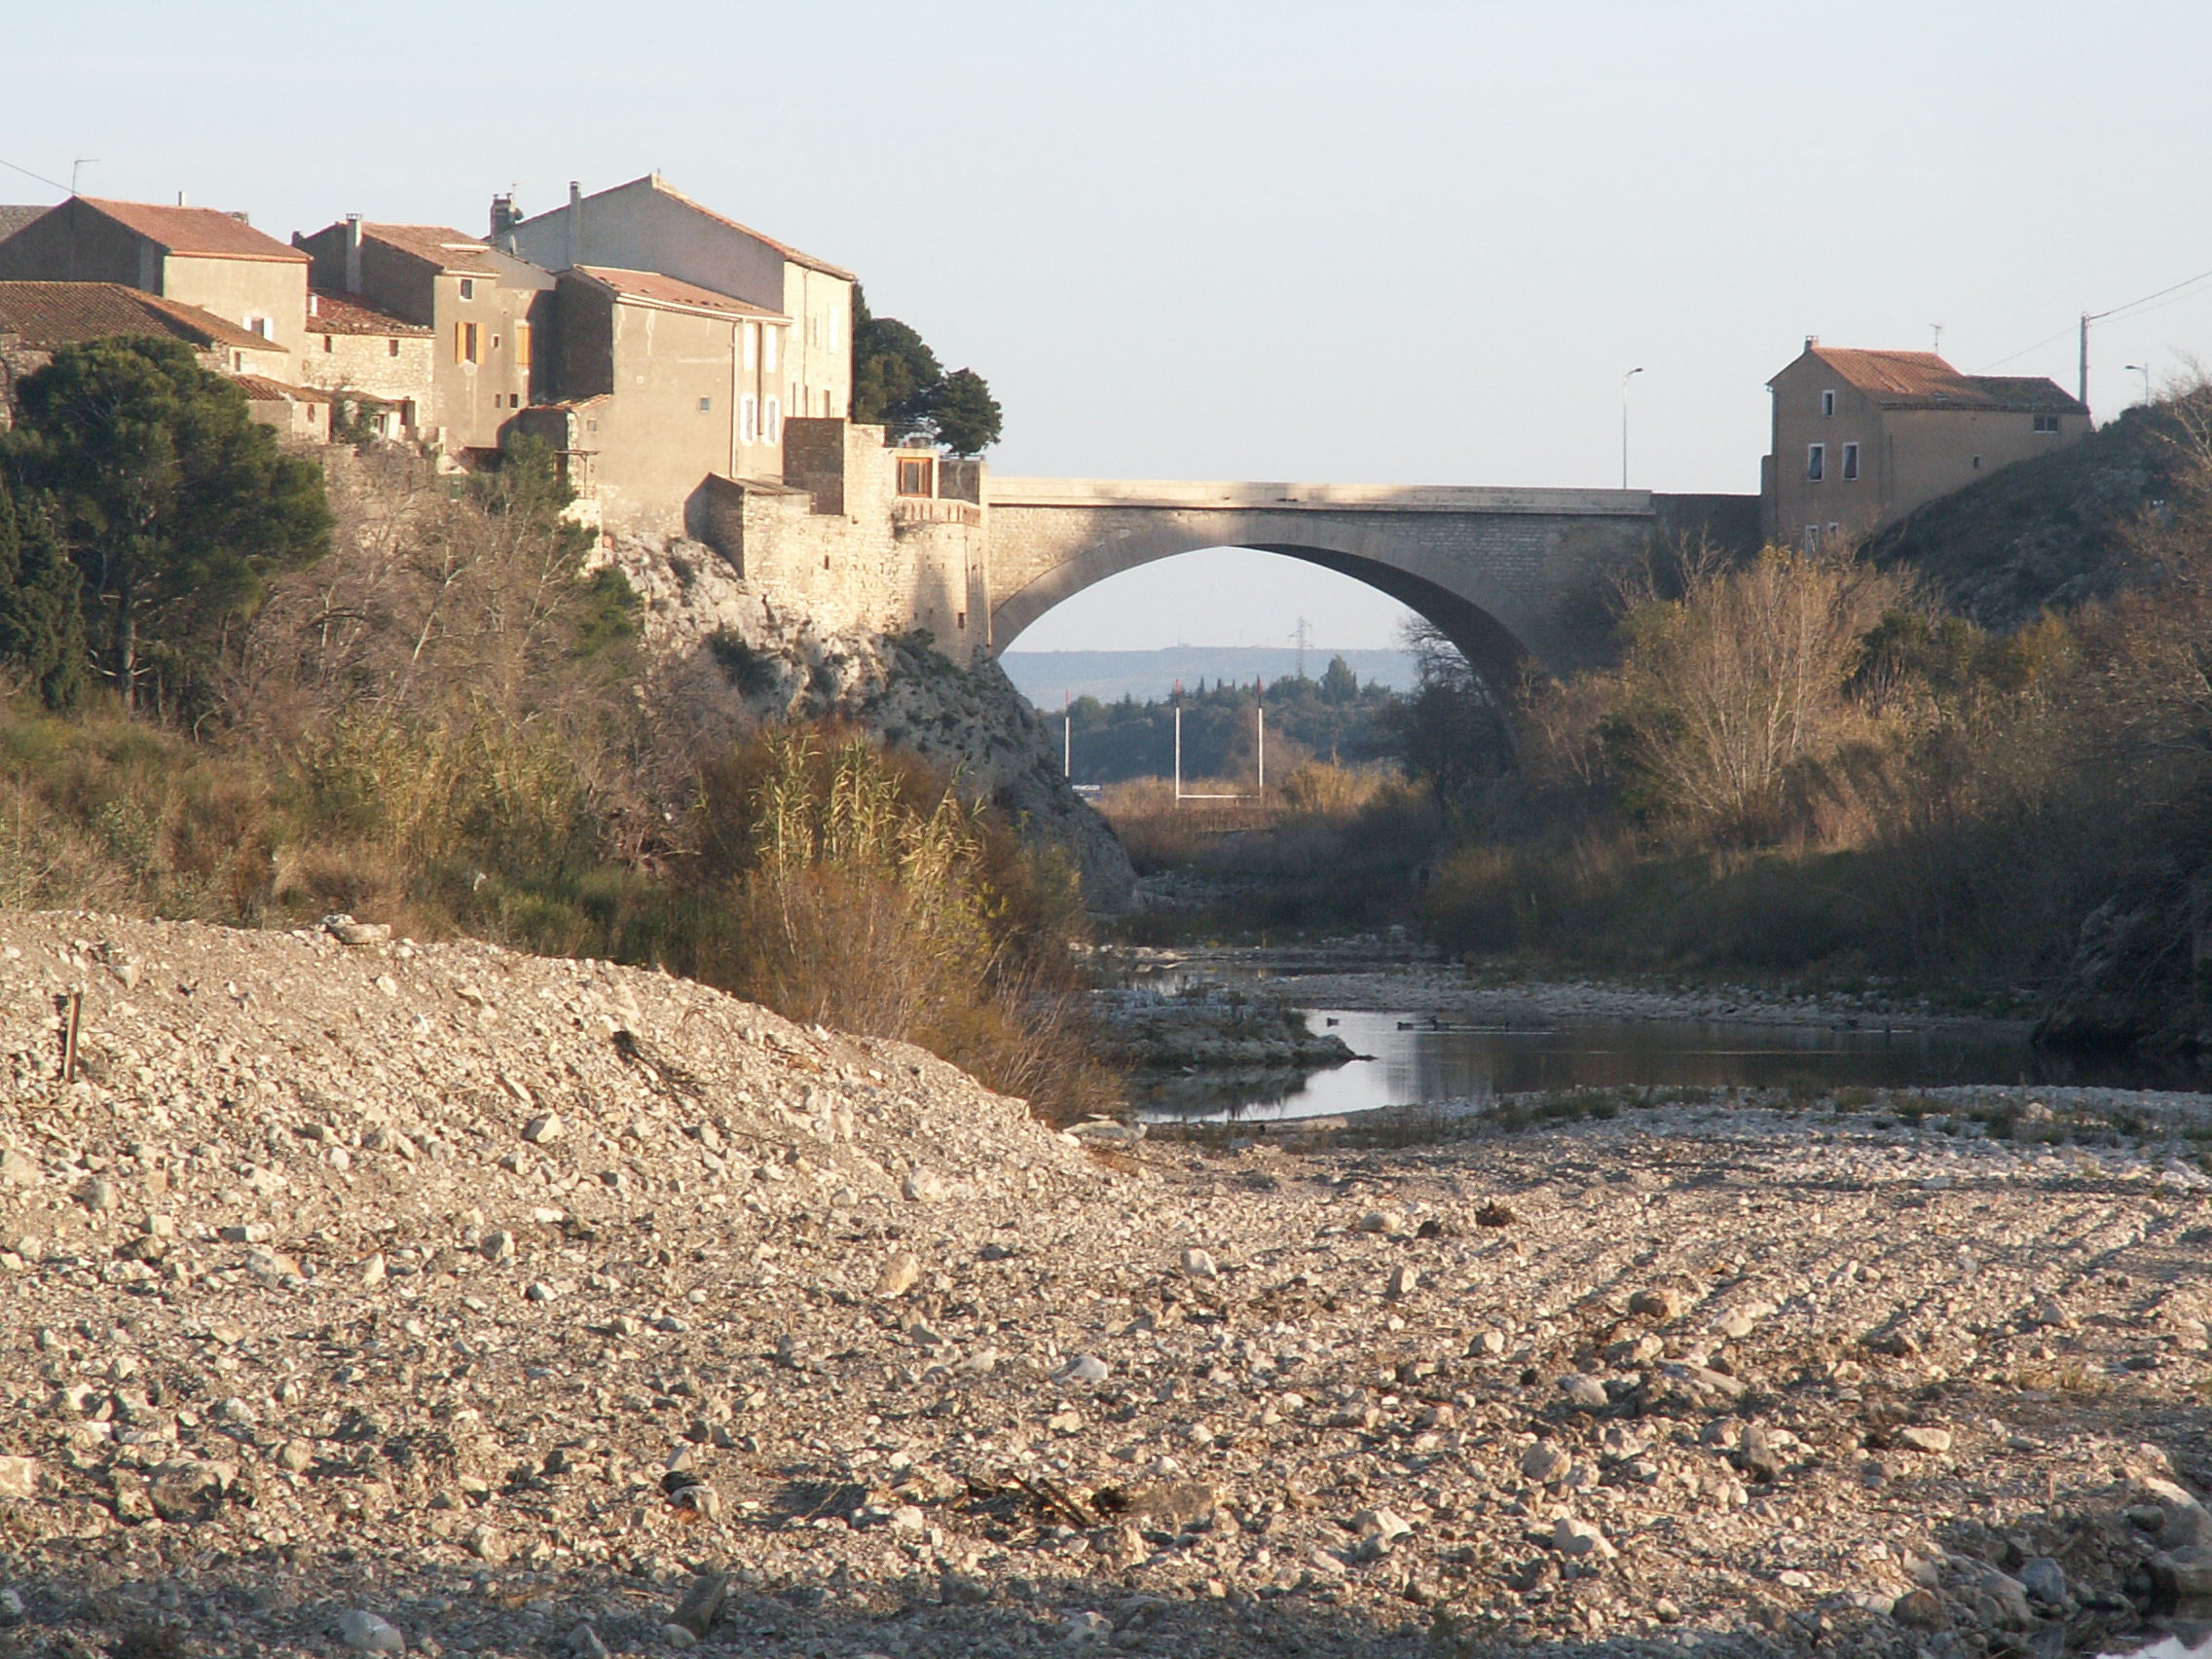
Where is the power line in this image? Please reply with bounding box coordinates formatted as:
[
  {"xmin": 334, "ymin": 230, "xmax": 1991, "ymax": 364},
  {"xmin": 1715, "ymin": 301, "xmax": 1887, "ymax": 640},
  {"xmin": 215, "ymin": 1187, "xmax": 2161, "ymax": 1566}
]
[
  {"xmin": 2091, "ymin": 263, "xmax": 2212, "ymax": 326},
  {"xmin": 0, "ymin": 155, "xmax": 69, "ymax": 194},
  {"xmin": 1975, "ymin": 259, "xmax": 2212, "ymax": 375},
  {"xmin": 1974, "ymin": 324, "xmax": 2077, "ymax": 373}
]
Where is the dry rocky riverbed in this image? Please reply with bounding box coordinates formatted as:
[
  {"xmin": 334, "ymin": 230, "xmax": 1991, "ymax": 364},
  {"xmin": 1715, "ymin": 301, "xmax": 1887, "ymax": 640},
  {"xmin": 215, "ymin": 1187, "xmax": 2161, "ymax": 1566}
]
[{"xmin": 0, "ymin": 915, "xmax": 2209, "ymax": 1658}]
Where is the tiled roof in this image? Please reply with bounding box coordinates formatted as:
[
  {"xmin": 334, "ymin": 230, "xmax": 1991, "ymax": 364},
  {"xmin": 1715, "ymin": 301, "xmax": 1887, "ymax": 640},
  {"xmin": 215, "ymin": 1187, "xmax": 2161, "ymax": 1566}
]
[
  {"xmin": 77, "ymin": 197, "xmax": 308, "ymax": 263},
  {"xmin": 1807, "ymin": 347, "xmax": 2086, "ymax": 415},
  {"xmin": 306, "ymin": 289, "xmax": 431, "ymax": 336},
  {"xmin": 361, "ymin": 224, "xmax": 505, "ymax": 276},
  {"xmin": 634, "ymin": 175, "xmax": 856, "ymax": 281},
  {"xmin": 0, "ymin": 205, "xmax": 48, "ymax": 245},
  {"xmin": 0, "ymin": 280, "xmax": 283, "ymax": 353},
  {"xmin": 230, "ymin": 374, "xmax": 331, "ymax": 403},
  {"xmin": 571, "ymin": 265, "xmax": 788, "ymax": 319}
]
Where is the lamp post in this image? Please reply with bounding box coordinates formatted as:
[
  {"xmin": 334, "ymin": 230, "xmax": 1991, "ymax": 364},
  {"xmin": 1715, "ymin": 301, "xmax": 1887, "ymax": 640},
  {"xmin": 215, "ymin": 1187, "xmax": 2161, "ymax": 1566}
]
[
  {"xmin": 2125, "ymin": 362, "xmax": 2153, "ymax": 407},
  {"xmin": 1620, "ymin": 366, "xmax": 1644, "ymax": 490}
]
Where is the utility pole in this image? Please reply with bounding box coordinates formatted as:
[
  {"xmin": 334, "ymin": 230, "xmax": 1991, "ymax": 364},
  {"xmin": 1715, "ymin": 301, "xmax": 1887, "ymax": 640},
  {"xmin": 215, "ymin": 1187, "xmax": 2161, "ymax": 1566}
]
[
  {"xmin": 1290, "ymin": 616, "xmax": 1312, "ymax": 681},
  {"xmin": 2079, "ymin": 313, "xmax": 2090, "ymax": 413},
  {"xmin": 1621, "ymin": 367, "xmax": 1644, "ymax": 489},
  {"xmin": 1172, "ymin": 704, "xmax": 1183, "ymax": 804}
]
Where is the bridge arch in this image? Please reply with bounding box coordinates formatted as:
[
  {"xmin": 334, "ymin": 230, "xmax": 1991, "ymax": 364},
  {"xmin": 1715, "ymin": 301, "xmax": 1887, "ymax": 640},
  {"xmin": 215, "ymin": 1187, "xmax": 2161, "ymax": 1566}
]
[
  {"xmin": 990, "ymin": 534, "xmax": 1534, "ymax": 694},
  {"xmin": 980, "ymin": 481, "xmax": 1678, "ymax": 692}
]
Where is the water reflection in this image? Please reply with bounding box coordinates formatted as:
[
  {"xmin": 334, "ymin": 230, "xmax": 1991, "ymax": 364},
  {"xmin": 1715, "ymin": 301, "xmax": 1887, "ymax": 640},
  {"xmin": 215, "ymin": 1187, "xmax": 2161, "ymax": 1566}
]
[{"xmin": 1130, "ymin": 1008, "xmax": 2209, "ymax": 1122}]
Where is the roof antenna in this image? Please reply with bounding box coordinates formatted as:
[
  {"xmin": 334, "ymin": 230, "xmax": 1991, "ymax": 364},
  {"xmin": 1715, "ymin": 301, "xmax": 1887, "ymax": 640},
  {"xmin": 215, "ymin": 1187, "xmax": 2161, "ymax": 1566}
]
[
  {"xmin": 71, "ymin": 157, "xmax": 97, "ymax": 195},
  {"xmin": 1930, "ymin": 321, "xmax": 1944, "ymax": 355}
]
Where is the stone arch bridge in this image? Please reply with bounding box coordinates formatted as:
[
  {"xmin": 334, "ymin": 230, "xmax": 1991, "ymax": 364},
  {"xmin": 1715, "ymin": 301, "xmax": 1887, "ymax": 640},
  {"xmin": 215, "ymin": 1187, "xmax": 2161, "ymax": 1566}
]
[{"xmin": 979, "ymin": 478, "xmax": 1757, "ymax": 687}]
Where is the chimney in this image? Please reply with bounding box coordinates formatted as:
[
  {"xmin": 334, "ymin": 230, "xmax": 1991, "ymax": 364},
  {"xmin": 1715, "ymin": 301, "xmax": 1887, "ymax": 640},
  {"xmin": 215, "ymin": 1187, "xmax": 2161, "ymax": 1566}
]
[
  {"xmin": 490, "ymin": 193, "xmax": 520, "ymax": 251},
  {"xmin": 1805, "ymin": 334, "xmax": 1820, "ymax": 350},
  {"xmin": 175, "ymin": 191, "xmax": 188, "ymax": 207},
  {"xmin": 567, "ymin": 180, "xmax": 582, "ymax": 271},
  {"xmin": 344, "ymin": 213, "xmax": 363, "ymax": 294}
]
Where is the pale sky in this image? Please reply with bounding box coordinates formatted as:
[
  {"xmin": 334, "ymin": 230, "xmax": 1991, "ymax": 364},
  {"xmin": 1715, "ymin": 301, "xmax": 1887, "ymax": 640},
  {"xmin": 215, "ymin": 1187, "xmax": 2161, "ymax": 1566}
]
[{"xmin": 9, "ymin": 1, "xmax": 2210, "ymax": 650}]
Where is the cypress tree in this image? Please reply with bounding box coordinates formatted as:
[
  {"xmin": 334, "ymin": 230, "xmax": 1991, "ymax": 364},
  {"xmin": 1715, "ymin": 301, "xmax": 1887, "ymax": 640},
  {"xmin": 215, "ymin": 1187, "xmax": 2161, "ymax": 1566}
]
[{"xmin": 0, "ymin": 468, "xmax": 89, "ymax": 712}]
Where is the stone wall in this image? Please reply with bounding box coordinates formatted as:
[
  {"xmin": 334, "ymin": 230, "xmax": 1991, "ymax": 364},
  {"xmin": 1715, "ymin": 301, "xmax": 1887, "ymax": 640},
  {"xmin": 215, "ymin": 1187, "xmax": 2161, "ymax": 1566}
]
[{"xmin": 696, "ymin": 419, "xmax": 992, "ymax": 661}]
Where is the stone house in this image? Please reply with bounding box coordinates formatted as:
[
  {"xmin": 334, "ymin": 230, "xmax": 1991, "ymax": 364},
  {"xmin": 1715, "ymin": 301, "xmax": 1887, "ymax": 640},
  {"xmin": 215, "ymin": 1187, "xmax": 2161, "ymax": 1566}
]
[
  {"xmin": 232, "ymin": 374, "xmax": 335, "ymax": 443},
  {"xmin": 1763, "ymin": 340, "xmax": 2089, "ymax": 547},
  {"xmin": 300, "ymin": 289, "xmax": 433, "ymax": 441},
  {"xmin": 495, "ymin": 173, "xmax": 854, "ymax": 430},
  {"xmin": 514, "ymin": 266, "xmax": 793, "ymax": 537},
  {"xmin": 0, "ymin": 280, "xmax": 290, "ymax": 425},
  {"xmin": 0, "ymin": 197, "xmax": 311, "ymax": 368},
  {"xmin": 292, "ymin": 217, "xmax": 552, "ymax": 459}
]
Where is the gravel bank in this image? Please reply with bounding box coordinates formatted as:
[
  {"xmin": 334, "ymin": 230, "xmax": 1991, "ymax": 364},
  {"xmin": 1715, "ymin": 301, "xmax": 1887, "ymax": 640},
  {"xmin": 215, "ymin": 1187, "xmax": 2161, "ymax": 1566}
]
[{"xmin": 0, "ymin": 915, "xmax": 2207, "ymax": 1658}]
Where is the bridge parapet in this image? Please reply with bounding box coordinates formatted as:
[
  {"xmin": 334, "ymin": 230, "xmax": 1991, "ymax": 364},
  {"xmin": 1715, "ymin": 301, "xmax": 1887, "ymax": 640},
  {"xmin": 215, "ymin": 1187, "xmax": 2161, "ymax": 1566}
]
[{"xmin": 985, "ymin": 478, "xmax": 1657, "ymax": 517}]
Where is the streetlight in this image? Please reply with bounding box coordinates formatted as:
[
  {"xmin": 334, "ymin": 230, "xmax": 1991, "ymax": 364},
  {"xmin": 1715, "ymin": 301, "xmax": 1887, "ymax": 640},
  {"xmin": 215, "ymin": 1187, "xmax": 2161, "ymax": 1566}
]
[
  {"xmin": 2124, "ymin": 362, "xmax": 2154, "ymax": 407},
  {"xmin": 1620, "ymin": 366, "xmax": 1644, "ymax": 490}
]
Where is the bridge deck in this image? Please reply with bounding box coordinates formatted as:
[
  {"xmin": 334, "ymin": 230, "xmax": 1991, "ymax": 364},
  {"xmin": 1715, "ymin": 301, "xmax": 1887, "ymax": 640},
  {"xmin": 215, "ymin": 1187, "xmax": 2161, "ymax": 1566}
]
[{"xmin": 983, "ymin": 478, "xmax": 1656, "ymax": 516}]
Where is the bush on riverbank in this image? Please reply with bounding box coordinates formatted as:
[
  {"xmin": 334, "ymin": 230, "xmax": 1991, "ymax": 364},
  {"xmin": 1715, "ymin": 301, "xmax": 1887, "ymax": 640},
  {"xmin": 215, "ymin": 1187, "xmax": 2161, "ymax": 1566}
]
[
  {"xmin": 1424, "ymin": 395, "xmax": 2212, "ymax": 1014},
  {"xmin": 0, "ymin": 439, "xmax": 1113, "ymax": 1119}
]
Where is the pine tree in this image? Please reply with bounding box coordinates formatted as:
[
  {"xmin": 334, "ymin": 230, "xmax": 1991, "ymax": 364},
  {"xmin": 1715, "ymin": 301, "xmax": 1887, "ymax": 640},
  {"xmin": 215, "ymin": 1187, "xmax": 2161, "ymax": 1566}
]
[{"xmin": 929, "ymin": 368, "xmax": 1003, "ymax": 458}]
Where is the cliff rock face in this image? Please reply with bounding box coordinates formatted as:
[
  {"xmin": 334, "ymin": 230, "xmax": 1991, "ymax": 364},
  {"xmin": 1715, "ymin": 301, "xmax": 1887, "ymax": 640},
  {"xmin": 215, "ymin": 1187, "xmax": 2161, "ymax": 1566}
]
[
  {"xmin": 605, "ymin": 533, "xmax": 1135, "ymax": 910},
  {"xmin": 2037, "ymin": 875, "xmax": 2212, "ymax": 1056}
]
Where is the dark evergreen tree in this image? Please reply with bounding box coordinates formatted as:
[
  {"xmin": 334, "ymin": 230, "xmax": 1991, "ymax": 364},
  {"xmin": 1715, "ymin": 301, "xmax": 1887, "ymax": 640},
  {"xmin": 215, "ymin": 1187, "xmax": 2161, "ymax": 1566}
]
[
  {"xmin": 1319, "ymin": 654, "xmax": 1361, "ymax": 705},
  {"xmin": 7, "ymin": 336, "xmax": 331, "ymax": 715},
  {"xmin": 849, "ymin": 288, "xmax": 1003, "ymax": 455},
  {"xmin": 850, "ymin": 289, "xmax": 943, "ymax": 440},
  {"xmin": 929, "ymin": 368, "xmax": 1003, "ymax": 458},
  {"xmin": 0, "ymin": 469, "xmax": 88, "ymax": 711}
]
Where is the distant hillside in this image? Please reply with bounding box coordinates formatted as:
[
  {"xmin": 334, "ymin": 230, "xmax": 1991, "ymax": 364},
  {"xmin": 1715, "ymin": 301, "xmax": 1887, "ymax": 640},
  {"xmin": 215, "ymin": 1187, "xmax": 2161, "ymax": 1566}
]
[
  {"xmin": 999, "ymin": 645, "xmax": 1417, "ymax": 708},
  {"xmin": 1868, "ymin": 392, "xmax": 2208, "ymax": 629}
]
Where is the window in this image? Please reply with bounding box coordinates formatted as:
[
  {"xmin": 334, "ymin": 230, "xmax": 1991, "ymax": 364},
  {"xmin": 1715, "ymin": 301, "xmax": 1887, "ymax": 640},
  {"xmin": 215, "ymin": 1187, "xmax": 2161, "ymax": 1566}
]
[
  {"xmin": 1972, "ymin": 455, "xmax": 1982, "ymax": 470},
  {"xmin": 322, "ymin": 336, "xmax": 333, "ymax": 353},
  {"xmin": 743, "ymin": 323, "xmax": 758, "ymax": 370},
  {"xmin": 698, "ymin": 396, "xmax": 713, "ymax": 413},
  {"xmin": 459, "ymin": 278, "xmax": 475, "ymax": 300},
  {"xmin": 387, "ymin": 338, "xmax": 401, "ymax": 357},
  {"xmin": 585, "ymin": 419, "xmax": 599, "ymax": 435},
  {"xmin": 763, "ymin": 327, "xmax": 778, "ymax": 372},
  {"xmin": 1821, "ymin": 389, "xmax": 1835, "ymax": 418},
  {"xmin": 248, "ymin": 315, "xmax": 274, "ymax": 340},
  {"xmin": 1841, "ymin": 442, "xmax": 1860, "ymax": 481},
  {"xmin": 823, "ymin": 389, "xmax": 833, "ymax": 417},
  {"xmin": 762, "ymin": 395, "xmax": 781, "ymax": 444},
  {"xmin": 897, "ymin": 454, "xmax": 935, "ymax": 497},
  {"xmin": 1806, "ymin": 443, "xmax": 1825, "ymax": 481},
  {"xmin": 2033, "ymin": 413, "xmax": 2060, "ymax": 433},
  {"xmin": 491, "ymin": 335, "xmax": 500, "ymax": 350},
  {"xmin": 1804, "ymin": 525, "xmax": 1822, "ymax": 551},
  {"xmin": 455, "ymin": 321, "xmax": 479, "ymax": 364},
  {"xmin": 739, "ymin": 395, "xmax": 758, "ymax": 444},
  {"xmin": 514, "ymin": 322, "xmax": 532, "ymax": 370}
]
